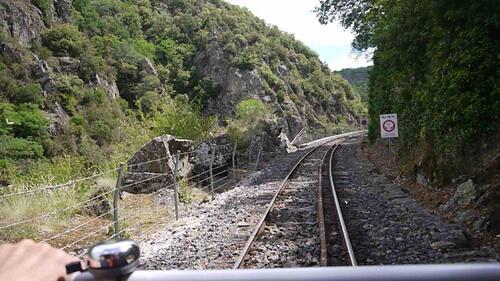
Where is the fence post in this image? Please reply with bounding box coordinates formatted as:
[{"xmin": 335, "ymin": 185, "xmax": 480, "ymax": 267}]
[
  {"xmin": 232, "ymin": 142, "xmax": 237, "ymax": 183},
  {"xmin": 173, "ymin": 151, "xmax": 180, "ymax": 221},
  {"xmin": 113, "ymin": 163, "xmax": 124, "ymax": 239},
  {"xmin": 209, "ymin": 145, "xmax": 215, "ymax": 200},
  {"xmin": 254, "ymin": 147, "xmax": 262, "ymax": 171}
]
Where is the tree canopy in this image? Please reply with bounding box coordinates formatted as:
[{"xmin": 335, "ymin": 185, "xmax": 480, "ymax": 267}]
[{"xmin": 317, "ymin": 0, "xmax": 500, "ymax": 181}]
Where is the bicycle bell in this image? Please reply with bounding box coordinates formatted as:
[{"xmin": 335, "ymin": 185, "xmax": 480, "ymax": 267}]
[{"xmin": 86, "ymin": 240, "xmax": 140, "ymax": 279}]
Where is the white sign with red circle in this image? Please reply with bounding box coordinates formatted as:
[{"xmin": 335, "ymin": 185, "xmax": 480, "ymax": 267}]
[{"xmin": 380, "ymin": 114, "xmax": 399, "ymax": 138}]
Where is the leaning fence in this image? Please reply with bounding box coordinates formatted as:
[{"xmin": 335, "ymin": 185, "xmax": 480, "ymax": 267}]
[{"xmin": 0, "ymin": 141, "xmax": 264, "ymax": 256}]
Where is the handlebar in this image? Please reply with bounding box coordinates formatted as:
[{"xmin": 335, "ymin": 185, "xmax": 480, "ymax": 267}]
[
  {"xmin": 71, "ymin": 240, "xmax": 500, "ymax": 281},
  {"xmin": 73, "ymin": 264, "xmax": 500, "ymax": 281}
]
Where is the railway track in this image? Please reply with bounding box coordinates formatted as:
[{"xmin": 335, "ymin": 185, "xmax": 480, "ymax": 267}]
[{"xmin": 233, "ymin": 140, "xmax": 357, "ymax": 268}]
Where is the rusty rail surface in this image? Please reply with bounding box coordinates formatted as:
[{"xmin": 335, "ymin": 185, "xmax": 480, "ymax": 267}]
[{"xmin": 233, "ymin": 140, "xmax": 341, "ymax": 269}]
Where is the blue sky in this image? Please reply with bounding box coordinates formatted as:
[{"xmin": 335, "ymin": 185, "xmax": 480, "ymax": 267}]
[{"xmin": 225, "ymin": 0, "xmax": 372, "ymax": 70}]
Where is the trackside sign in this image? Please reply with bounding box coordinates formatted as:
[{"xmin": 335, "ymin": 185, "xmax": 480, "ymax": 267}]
[{"xmin": 380, "ymin": 114, "xmax": 398, "ymax": 138}]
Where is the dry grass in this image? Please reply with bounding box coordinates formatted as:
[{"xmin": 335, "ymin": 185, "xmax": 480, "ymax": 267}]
[{"xmin": 119, "ymin": 193, "xmax": 172, "ymax": 239}]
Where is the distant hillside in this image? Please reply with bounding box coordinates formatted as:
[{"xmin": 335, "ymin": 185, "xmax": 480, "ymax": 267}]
[{"xmin": 336, "ymin": 66, "xmax": 372, "ymax": 104}]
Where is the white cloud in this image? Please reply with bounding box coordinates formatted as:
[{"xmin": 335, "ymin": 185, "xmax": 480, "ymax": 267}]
[{"xmin": 225, "ymin": 0, "xmax": 373, "ymax": 70}]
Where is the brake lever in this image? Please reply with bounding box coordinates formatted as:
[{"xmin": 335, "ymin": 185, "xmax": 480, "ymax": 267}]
[{"xmin": 66, "ymin": 261, "xmax": 84, "ymax": 274}]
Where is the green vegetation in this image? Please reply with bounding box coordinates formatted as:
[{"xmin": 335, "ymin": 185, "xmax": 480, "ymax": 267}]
[
  {"xmin": 317, "ymin": 0, "xmax": 499, "ymax": 181},
  {"xmin": 227, "ymin": 98, "xmax": 271, "ymax": 147},
  {"xmin": 0, "ymin": 0, "xmax": 364, "ymax": 241},
  {"xmin": 336, "ymin": 66, "xmax": 371, "ymax": 105}
]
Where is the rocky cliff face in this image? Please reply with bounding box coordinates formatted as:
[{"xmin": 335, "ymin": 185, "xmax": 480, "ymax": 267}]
[
  {"xmin": 195, "ymin": 41, "xmax": 358, "ymax": 145},
  {"xmin": 0, "ymin": 0, "xmax": 45, "ymax": 46},
  {"xmin": 0, "ymin": 0, "xmax": 362, "ymax": 164}
]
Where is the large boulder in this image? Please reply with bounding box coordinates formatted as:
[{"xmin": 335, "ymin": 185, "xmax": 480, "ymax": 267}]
[
  {"xmin": 122, "ymin": 135, "xmax": 192, "ymax": 194},
  {"xmin": 189, "ymin": 136, "xmax": 233, "ymax": 183},
  {"xmin": 440, "ymin": 180, "xmax": 478, "ymax": 212}
]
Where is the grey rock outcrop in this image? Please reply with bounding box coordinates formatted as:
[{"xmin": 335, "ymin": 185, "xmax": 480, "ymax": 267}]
[
  {"xmin": 46, "ymin": 101, "xmax": 70, "ymax": 135},
  {"xmin": 92, "ymin": 74, "xmax": 120, "ymax": 100},
  {"xmin": 140, "ymin": 58, "xmax": 158, "ymax": 76},
  {"xmin": 57, "ymin": 56, "xmax": 80, "ymax": 73},
  {"xmin": 189, "ymin": 136, "xmax": 233, "ymax": 181},
  {"xmin": 193, "ymin": 41, "xmax": 357, "ymax": 151},
  {"xmin": 122, "ymin": 135, "xmax": 192, "ymax": 194},
  {"xmin": 0, "ymin": 0, "xmax": 45, "ymax": 46},
  {"xmin": 194, "ymin": 41, "xmax": 266, "ymax": 119},
  {"xmin": 32, "ymin": 55, "xmax": 58, "ymax": 94},
  {"xmin": 53, "ymin": 0, "xmax": 72, "ymax": 23}
]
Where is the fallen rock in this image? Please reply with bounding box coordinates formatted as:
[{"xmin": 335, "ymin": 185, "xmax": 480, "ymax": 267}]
[
  {"xmin": 123, "ymin": 135, "xmax": 192, "ymax": 194},
  {"xmin": 440, "ymin": 179, "xmax": 478, "ymax": 212},
  {"xmin": 189, "ymin": 136, "xmax": 232, "ymax": 182}
]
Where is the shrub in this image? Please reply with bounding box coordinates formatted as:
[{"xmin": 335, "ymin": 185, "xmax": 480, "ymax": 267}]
[
  {"xmin": 43, "ymin": 25, "xmax": 84, "ymax": 57},
  {"xmin": 227, "ymin": 98, "xmax": 270, "ymax": 147},
  {"xmin": 1, "ymin": 136, "xmax": 44, "ymax": 159},
  {"xmin": 232, "ymin": 49, "xmax": 258, "ymax": 70},
  {"xmin": 13, "ymin": 83, "xmax": 43, "ymax": 106},
  {"xmin": 153, "ymin": 99, "xmax": 217, "ymax": 141},
  {"xmin": 133, "ymin": 39, "xmax": 157, "ymax": 60}
]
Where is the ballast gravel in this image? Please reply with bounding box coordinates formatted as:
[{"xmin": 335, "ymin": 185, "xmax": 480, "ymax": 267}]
[
  {"xmin": 139, "ymin": 149, "xmax": 307, "ymax": 270},
  {"xmin": 332, "ymin": 137, "xmax": 499, "ymax": 264}
]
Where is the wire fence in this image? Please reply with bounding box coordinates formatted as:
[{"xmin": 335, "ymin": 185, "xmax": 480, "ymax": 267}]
[{"xmin": 0, "ymin": 140, "xmax": 264, "ymax": 257}]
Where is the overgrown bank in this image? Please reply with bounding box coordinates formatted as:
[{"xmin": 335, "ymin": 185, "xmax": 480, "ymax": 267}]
[
  {"xmin": 317, "ymin": 0, "xmax": 499, "ymax": 183},
  {"xmin": 1, "ymin": 0, "xmax": 363, "ymax": 186}
]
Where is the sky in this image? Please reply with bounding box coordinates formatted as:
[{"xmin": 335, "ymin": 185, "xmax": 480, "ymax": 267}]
[{"xmin": 225, "ymin": 0, "xmax": 372, "ymax": 71}]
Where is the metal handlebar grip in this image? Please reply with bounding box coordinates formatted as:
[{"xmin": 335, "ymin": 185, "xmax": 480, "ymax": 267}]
[{"xmin": 86, "ymin": 240, "xmax": 140, "ymax": 279}]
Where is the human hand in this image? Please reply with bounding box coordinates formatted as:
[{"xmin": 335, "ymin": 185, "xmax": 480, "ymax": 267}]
[{"xmin": 0, "ymin": 239, "xmax": 80, "ymax": 281}]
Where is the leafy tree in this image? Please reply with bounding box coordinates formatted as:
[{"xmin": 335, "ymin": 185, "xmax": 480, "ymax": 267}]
[
  {"xmin": 317, "ymin": 0, "xmax": 500, "ymax": 181},
  {"xmin": 13, "ymin": 84, "xmax": 43, "ymax": 106},
  {"xmin": 153, "ymin": 99, "xmax": 217, "ymax": 141},
  {"xmin": 227, "ymin": 98, "xmax": 270, "ymax": 147},
  {"xmin": 42, "ymin": 25, "xmax": 85, "ymax": 57}
]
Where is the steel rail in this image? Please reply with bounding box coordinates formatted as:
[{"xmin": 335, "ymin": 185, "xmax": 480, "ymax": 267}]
[
  {"xmin": 328, "ymin": 141, "xmax": 357, "ymax": 266},
  {"xmin": 232, "ymin": 140, "xmax": 339, "ymax": 269},
  {"xmin": 317, "ymin": 144, "xmax": 337, "ymax": 266}
]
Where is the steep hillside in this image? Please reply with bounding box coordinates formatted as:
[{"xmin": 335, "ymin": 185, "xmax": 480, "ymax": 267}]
[
  {"xmin": 336, "ymin": 66, "xmax": 371, "ymax": 104},
  {"xmin": 0, "ymin": 0, "xmax": 362, "ymax": 183}
]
